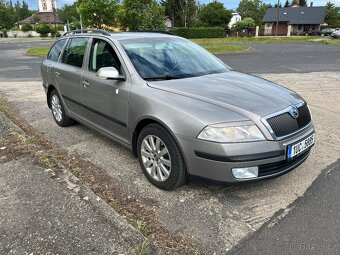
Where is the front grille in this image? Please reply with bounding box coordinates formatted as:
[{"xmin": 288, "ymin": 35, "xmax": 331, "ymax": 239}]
[
  {"xmin": 258, "ymin": 148, "xmax": 311, "ymax": 177},
  {"xmin": 267, "ymin": 104, "xmax": 311, "ymax": 138}
]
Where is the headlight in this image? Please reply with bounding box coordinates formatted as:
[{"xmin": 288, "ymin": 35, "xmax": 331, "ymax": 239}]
[{"xmin": 197, "ymin": 123, "xmax": 265, "ymax": 143}]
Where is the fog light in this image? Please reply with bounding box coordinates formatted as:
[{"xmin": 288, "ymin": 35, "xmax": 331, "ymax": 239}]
[{"xmin": 232, "ymin": 167, "xmax": 259, "ymax": 179}]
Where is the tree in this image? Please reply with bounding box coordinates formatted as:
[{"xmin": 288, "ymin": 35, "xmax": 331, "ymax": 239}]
[
  {"xmin": 120, "ymin": 0, "xmax": 165, "ymax": 31},
  {"xmin": 325, "ymin": 1, "xmax": 340, "ymax": 27},
  {"xmin": 36, "ymin": 24, "xmax": 51, "ymax": 37},
  {"xmin": 160, "ymin": 0, "xmax": 198, "ymax": 27},
  {"xmin": 299, "ymin": 0, "xmax": 307, "ymax": 7},
  {"xmin": 139, "ymin": 1, "xmax": 166, "ymax": 30},
  {"xmin": 234, "ymin": 17, "xmax": 255, "ymax": 34},
  {"xmin": 237, "ymin": 0, "xmax": 270, "ymax": 26},
  {"xmin": 198, "ymin": 1, "xmax": 232, "ymax": 27},
  {"xmin": 284, "ymin": 0, "xmax": 290, "ymax": 7},
  {"xmin": 58, "ymin": 3, "xmax": 80, "ymax": 23},
  {"xmin": 21, "ymin": 24, "xmax": 33, "ymax": 32},
  {"xmin": 76, "ymin": 0, "xmax": 119, "ymax": 28}
]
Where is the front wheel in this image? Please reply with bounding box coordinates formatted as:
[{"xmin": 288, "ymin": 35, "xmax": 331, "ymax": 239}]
[
  {"xmin": 137, "ymin": 124, "xmax": 187, "ymax": 190},
  {"xmin": 49, "ymin": 90, "xmax": 75, "ymax": 127}
]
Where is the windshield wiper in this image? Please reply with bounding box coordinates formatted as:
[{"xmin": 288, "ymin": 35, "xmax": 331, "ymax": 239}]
[{"xmin": 144, "ymin": 75, "xmax": 183, "ymax": 81}]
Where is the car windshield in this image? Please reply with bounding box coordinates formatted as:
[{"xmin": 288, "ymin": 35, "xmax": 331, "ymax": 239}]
[{"xmin": 119, "ymin": 37, "xmax": 230, "ymax": 81}]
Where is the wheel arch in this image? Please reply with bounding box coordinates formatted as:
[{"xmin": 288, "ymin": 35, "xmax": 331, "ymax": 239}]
[
  {"xmin": 131, "ymin": 118, "xmax": 189, "ymax": 174},
  {"xmin": 46, "ymin": 84, "xmax": 57, "ymax": 109}
]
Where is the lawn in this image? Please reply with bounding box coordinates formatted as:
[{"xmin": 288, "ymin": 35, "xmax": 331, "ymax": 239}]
[
  {"xmin": 25, "ymin": 36, "xmax": 339, "ymax": 57},
  {"xmin": 25, "ymin": 44, "xmax": 249, "ymax": 56},
  {"xmin": 202, "ymin": 44, "xmax": 250, "ymax": 53},
  {"xmin": 192, "ymin": 36, "xmax": 321, "ymax": 45},
  {"xmin": 25, "ymin": 47, "xmax": 49, "ymax": 57}
]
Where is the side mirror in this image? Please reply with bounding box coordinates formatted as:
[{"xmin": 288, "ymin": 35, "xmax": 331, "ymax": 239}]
[{"xmin": 96, "ymin": 67, "xmax": 126, "ymax": 81}]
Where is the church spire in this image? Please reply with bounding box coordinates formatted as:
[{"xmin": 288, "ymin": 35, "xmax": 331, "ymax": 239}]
[{"xmin": 39, "ymin": 0, "xmax": 57, "ymax": 13}]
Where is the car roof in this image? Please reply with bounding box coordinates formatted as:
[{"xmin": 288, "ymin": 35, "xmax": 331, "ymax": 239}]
[
  {"xmin": 109, "ymin": 32, "xmax": 176, "ymax": 40},
  {"xmin": 62, "ymin": 30, "xmax": 178, "ymax": 41}
]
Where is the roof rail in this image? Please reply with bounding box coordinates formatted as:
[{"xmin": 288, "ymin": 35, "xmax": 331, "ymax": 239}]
[{"xmin": 62, "ymin": 29, "xmax": 111, "ymax": 37}]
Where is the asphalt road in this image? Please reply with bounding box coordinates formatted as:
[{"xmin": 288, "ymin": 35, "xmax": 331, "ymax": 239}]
[
  {"xmin": 218, "ymin": 42, "xmax": 340, "ymax": 74},
  {"xmin": 229, "ymin": 159, "xmax": 340, "ymax": 255},
  {"xmin": 1, "ymin": 40, "xmax": 340, "ymax": 82},
  {"xmin": 0, "ymin": 41, "xmax": 51, "ymax": 81}
]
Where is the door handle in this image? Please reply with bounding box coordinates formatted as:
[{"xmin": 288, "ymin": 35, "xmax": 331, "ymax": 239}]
[
  {"xmin": 55, "ymin": 71, "xmax": 61, "ymax": 77},
  {"xmin": 82, "ymin": 80, "xmax": 90, "ymax": 88}
]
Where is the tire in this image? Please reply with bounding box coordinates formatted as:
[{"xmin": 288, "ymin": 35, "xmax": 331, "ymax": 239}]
[
  {"xmin": 137, "ymin": 123, "xmax": 187, "ymax": 190},
  {"xmin": 49, "ymin": 90, "xmax": 75, "ymax": 127}
]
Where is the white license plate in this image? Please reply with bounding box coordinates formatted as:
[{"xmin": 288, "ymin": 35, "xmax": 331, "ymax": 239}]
[{"xmin": 287, "ymin": 134, "xmax": 315, "ymax": 160}]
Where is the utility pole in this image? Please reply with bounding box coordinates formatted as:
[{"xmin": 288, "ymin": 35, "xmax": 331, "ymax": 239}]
[
  {"xmin": 275, "ymin": 0, "xmax": 280, "ymax": 36},
  {"xmin": 80, "ymin": 15, "xmax": 83, "ymax": 30},
  {"xmin": 53, "ymin": 7, "xmax": 57, "ymax": 38}
]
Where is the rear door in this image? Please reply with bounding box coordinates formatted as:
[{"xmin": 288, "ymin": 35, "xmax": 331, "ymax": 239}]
[
  {"xmin": 41, "ymin": 39, "xmax": 67, "ymax": 88},
  {"xmin": 54, "ymin": 37, "xmax": 90, "ymax": 117},
  {"xmin": 80, "ymin": 37, "xmax": 131, "ymax": 144}
]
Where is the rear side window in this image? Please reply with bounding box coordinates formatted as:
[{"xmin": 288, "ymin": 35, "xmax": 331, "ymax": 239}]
[
  {"xmin": 61, "ymin": 37, "xmax": 89, "ymax": 68},
  {"xmin": 47, "ymin": 39, "xmax": 66, "ymax": 62}
]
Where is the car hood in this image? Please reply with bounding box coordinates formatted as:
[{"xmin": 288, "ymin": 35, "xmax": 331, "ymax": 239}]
[{"xmin": 147, "ymin": 71, "xmax": 304, "ymax": 118}]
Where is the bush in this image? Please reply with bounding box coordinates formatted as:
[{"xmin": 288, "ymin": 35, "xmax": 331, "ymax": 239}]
[
  {"xmin": 36, "ymin": 24, "xmax": 51, "ymax": 37},
  {"xmin": 170, "ymin": 27, "xmax": 226, "ymax": 39},
  {"xmin": 21, "ymin": 24, "xmax": 33, "ymax": 32}
]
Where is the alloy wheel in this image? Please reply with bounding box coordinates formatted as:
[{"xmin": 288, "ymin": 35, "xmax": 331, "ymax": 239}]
[{"xmin": 140, "ymin": 135, "xmax": 171, "ymax": 182}]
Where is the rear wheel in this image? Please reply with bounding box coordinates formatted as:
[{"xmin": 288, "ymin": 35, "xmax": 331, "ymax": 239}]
[
  {"xmin": 137, "ymin": 123, "xmax": 187, "ymax": 190},
  {"xmin": 49, "ymin": 90, "xmax": 75, "ymax": 127}
]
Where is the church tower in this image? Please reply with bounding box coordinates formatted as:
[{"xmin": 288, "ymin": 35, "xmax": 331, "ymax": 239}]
[{"xmin": 39, "ymin": 0, "xmax": 57, "ymax": 13}]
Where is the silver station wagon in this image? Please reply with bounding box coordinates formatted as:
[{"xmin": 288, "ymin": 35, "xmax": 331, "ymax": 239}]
[{"xmin": 41, "ymin": 30, "xmax": 315, "ymax": 190}]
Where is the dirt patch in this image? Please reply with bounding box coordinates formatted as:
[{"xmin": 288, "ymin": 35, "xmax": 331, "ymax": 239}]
[{"xmin": 0, "ymin": 97, "xmax": 205, "ymax": 254}]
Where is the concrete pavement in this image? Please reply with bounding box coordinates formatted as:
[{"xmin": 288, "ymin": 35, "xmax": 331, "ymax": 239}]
[
  {"xmin": 0, "ymin": 112, "xmax": 149, "ymax": 255},
  {"xmin": 0, "ymin": 71, "xmax": 339, "ymax": 254}
]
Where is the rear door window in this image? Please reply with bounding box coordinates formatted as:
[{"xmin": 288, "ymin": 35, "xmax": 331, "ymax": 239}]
[
  {"xmin": 47, "ymin": 39, "xmax": 66, "ymax": 62},
  {"xmin": 61, "ymin": 37, "xmax": 89, "ymax": 68}
]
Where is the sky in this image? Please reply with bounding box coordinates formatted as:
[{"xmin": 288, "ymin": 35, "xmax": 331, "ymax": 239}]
[{"xmin": 22, "ymin": 0, "xmax": 340, "ymax": 11}]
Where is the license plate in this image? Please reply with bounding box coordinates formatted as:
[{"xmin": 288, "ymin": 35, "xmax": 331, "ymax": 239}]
[{"xmin": 287, "ymin": 133, "xmax": 315, "ymax": 160}]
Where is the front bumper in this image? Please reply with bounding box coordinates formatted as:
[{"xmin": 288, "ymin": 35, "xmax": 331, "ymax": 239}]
[{"xmin": 176, "ymin": 123, "xmax": 315, "ymax": 184}]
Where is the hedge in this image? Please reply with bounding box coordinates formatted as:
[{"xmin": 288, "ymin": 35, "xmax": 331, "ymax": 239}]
[{"xmin": 170, "ymin": 27, "xmax": 226, "ymax": 39}]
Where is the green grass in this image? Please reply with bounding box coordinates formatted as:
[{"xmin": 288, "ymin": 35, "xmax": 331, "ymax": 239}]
[
  {"xmin": 314, "ymin": 39, "xmax": 340, "ymax": 46},
  {"xmin": 135, "ymin": 219, "xmax": 149, "ymax": 236},
  {"xmin": 203, "ymin": 44, "xmax": 250, "ymax": 54},
  {"xmin": 192, "ymin": 36, "xmax": 320, "ymax": 45},
  {"xmin": 25, "ymin": 47, "xmax": 49, "ymax": 57},
  {"xmin": 133, "ymin": 242, "xmax": 150, "ymax": 255}
]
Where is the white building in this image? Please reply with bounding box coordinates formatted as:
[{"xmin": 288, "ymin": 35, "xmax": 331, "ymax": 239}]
[
  {"xmin": 39, "ymin": 0, "xmax": 57, "ymax": 12},
  {"xmin": 228, "ymin": 13, "xmax": 242, "ymax": 29}
]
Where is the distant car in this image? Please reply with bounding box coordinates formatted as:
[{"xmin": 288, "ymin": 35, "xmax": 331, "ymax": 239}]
[
  {"xmin": 41, "ymin": 30, "xmax": 315, "ymax": 190},
  {"xmin": 318, "ymin": 28, "xmax": 336, "ymax": 36},
  {"xmin": 331, "ymin": 30, "xmax": 340, "ymax": 39}
]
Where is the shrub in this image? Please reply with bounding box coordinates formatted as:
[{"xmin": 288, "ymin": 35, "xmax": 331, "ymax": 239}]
[
  {"xmin": 36, "ymin": 24, "xmax": 51, "ymax": 37},
  {"xmin": 170, "ymin": 27, "xmax": 226, "ymax": 39},
  {"xmin": 21, "ymin": 24, "xmax": 33, "ymax": 32}
]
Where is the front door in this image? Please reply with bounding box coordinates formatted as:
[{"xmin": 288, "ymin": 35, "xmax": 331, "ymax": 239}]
[{"xmin": 80, "ymin": 38, "xmax": 131, "ymax": 144}]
